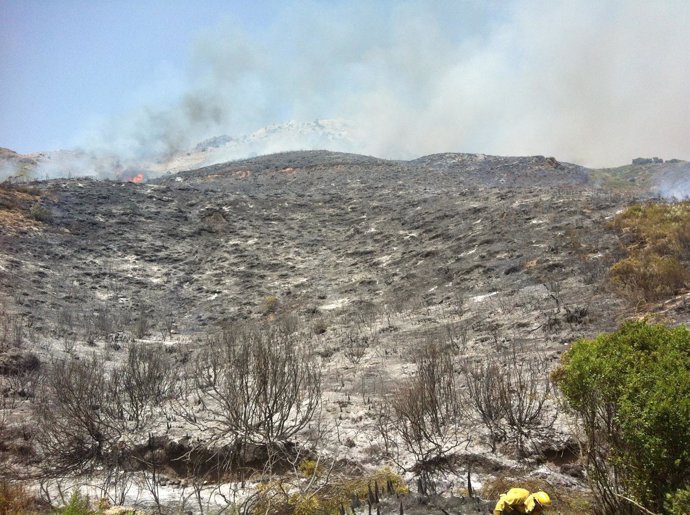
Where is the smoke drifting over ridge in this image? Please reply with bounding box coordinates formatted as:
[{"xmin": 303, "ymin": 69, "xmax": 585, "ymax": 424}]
[{"xmin": 36, "ymin": 0, "xmax": 690, "ymax": 176}]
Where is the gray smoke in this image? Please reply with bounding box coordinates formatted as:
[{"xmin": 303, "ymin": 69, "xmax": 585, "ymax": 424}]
[
  {"xmin": 0, "ymin": 161, "xmax": 20, "ymax": 181},
  {"xmin": 655, "ymin": 163, "xmax": 690, "ymax": 199},
  {"xmin": 28, "ymin": 0, "xmax": 690, "ymax": 177}
]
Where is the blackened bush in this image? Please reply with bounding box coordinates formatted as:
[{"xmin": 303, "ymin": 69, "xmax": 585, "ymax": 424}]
[
  {"xmin": 111, "ymin": 344, "xmax": 177, "ymax": 429},
  {"xmin": 34, "ymin": 347, "xmax": 176, "ymax": 473},
  {"xmin": 190, "ymin": 324, "xmax": 321, "ymax": 451},
  {"xmin": 381, "ymin": 343, "xmax": 467, "ymax": 473},
  {"xmin": 462, "ymin": 354, "xmax": 555, "ymax": 456},
  {"xmin": 34, "ymin": 356, "xmax": 121, "ymax": 473}
]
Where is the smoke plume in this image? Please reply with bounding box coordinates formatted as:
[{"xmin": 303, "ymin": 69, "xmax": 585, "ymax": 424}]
[{"xmin": 24, "ymin": 0, "xmax": 690, "ymax": 177}]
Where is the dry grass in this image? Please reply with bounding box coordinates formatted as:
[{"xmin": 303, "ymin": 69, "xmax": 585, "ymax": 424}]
[
  {"xmin": 0, "ymin": 183, "xmax": 40, "ymax": 208},
  {"xmin": 0, "ymin": 184, "xmax": 43, "ymax": 233},
  {"xmin": 0, "ymin": 210, "xmax": 42, "ymax": 233},
  {"xmin": 251, "ymin": 467, "xmax": 408, "ymax": 515},
  {"xmin": 0, "ymin": 480, "xmax": 44, "ymax": 514},
  {"xmin": 609, "ymin": 202, "xmax": 690, "ymax": 301}
]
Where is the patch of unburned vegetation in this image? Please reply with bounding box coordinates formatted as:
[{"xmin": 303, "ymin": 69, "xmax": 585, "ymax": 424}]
[
  {"xmin": 0, "ymin": 183, "xmax": 47, "ymax": 233},
  {"xmin": 609, "ymin": 202, "xmax": 690, "ymax": 301}
]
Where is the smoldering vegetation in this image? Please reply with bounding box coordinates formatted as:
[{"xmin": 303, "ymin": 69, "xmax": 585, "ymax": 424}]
[{"xmin": 0, "ymin": 151, "xmax": 688, "ymax": 513}]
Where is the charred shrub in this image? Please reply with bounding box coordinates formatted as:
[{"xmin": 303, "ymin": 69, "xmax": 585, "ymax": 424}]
[
  {"xmin": 33, "ymin": 347, "xmax": 176, "ymax": 474},
  {"xmin": 33, "ymin": 355, "xmax": 121, "ymax": 473},
  {"xmin": 461, "ymin": 353, "xmax": 556, "ymax": 457},
  {"xmin": 110, "ymin": 343, "xmax": 177, "ymax": 430},
  {"xmin": 461, "ymin": 360, "xmax": 505, "ymax": 451},
  {"xmin": 189, "ymin": 323, "xmax": 321, "ymax": 465},
  {"xmin": 379, "ymin": 343, "xmax": 466, "ymax": 474}
]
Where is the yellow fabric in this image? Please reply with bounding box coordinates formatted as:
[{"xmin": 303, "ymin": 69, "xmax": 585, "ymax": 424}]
[
  {"xmin": 494, "ymin": 488, "xmax": 549, "ymax": 514},
  {"xmin": 494, "ymin": 488, "xmax": 531, "ymax": 513}
]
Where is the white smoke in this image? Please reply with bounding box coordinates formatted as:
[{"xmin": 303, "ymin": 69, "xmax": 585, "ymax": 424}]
[
  {"xmin": 655, "ymin": 162, "xmax": 690, "ymax": 198},
  {"xmin": 0, "ymin": 160, "xmax": 20, "ymax": 181},
  {"xmin": 18, "ymin": 0, "xmax": 690, "ymax": 177}
]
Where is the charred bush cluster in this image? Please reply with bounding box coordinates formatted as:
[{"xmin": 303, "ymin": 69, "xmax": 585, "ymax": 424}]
[
  {"xmin": 377, "ymin": 341, "xmax": 557, "ymax": 477},
  {"xmin": 19, "ymin": 321, "xmax": 322, "ymax": 504}
]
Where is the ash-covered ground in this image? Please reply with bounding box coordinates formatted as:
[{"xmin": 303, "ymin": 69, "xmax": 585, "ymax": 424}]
[
  {"xmin": 1, "ymin": 151, "xmax": 687, "ymax": 513},
  {"xmin": 2, "ymin": 151, "xmax": 621, "ymax": 332}
]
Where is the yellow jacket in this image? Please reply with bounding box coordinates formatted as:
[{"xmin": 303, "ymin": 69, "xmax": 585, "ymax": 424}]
[{"xmin": 494, "ymin": 488, "xmax": 542, "ymax": 514}]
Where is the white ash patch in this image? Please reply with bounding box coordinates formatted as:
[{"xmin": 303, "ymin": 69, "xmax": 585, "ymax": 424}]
[
  {"xmin": 320, "ymin": 297, "xmax": 350, "ymax": 311},
  {"xmin": 471, "ymin": 292, "xmax": 497, "ymax": 303}
]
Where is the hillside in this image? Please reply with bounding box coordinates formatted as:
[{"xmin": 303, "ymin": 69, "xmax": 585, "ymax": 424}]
[
  {"xmin": 1, "ymin": 151, "xmax": 621, "ymax": 336},
  {"xmin": 1, "ymin": 151, "xmax": 688, "ymax": 514}
]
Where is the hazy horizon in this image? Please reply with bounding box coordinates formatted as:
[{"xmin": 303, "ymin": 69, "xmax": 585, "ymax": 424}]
[{"xmin": 2, "ymin": 0, "xmax": 689, "ymax": 168}]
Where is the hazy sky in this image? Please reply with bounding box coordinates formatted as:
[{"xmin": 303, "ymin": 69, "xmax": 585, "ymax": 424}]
[{"xmin": 1, "ymin": 0, "xmax": 689, "ymax": 167}]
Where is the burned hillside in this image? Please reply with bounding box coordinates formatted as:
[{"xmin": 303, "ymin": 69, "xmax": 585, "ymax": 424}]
[{"xmin": 1, "ymin": 151, "xmax": 687, "ymax": 514}]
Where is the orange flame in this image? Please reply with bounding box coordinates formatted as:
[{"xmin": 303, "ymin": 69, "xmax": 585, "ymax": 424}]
[{"xmin": 128, "ymin": 173, "xmax": 145, "ymax": 184}]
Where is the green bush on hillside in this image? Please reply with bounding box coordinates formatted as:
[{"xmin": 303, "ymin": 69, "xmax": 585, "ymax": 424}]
[
  {"xmin": 53, "ymin": 490, "xmax": 93, "ymax": 515},
  {"xmin": 554, "ymin": 321, "xmax": 690, "ymax": 514}
]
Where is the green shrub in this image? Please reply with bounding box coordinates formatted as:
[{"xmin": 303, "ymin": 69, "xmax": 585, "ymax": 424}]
[
  {"xmin": 554, "ymin": 321, "xmax": 690, "ymax": 514},
  {"xmin": 54, "ymin": 490, "xmax": 93, "ymax": 515},
  {"xmin": 29, "ymin": 202, "xmax": 52, "ymax": 222},
  {"xmin": 298, "ymin": 458, "xmax": 322, "ymax": 478},
  {"xmin": 665, "ymin": 487, "xmax": 690, "ymax": 515}
]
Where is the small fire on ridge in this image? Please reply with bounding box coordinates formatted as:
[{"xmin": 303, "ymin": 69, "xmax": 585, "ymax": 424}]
[{"xmin": 128, "ymin": 173, "xmax": 145, "ymax": 184}]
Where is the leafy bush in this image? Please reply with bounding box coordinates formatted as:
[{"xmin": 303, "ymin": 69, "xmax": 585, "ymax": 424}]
[
  {"xmin": 665, "ymin": 487, "xmax": 690, "ymax": 515},
  {"xmin": 554, "ymin": 321, "xmax": 690, "ymax": 514},
  {"xmin": 298, "ymin": 459, "xmax": 321, "ymax": 478}
]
